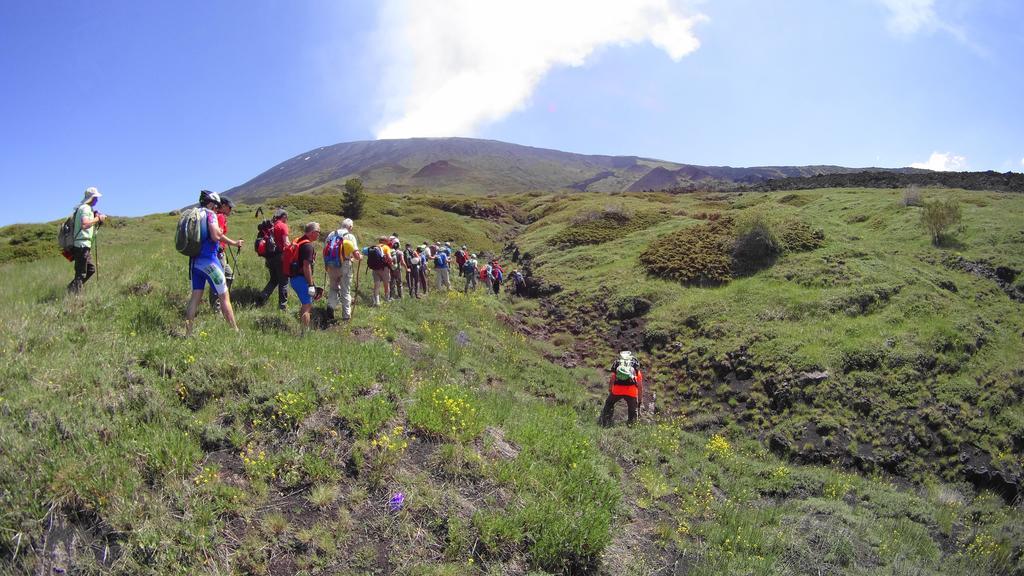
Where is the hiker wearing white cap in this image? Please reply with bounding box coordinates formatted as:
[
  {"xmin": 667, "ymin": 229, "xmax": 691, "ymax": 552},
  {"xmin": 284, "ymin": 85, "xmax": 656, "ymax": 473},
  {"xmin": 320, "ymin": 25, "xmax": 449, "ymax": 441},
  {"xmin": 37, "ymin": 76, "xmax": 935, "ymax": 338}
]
[
  {"xmin": 185, "ymin": 190, "xmax": 240, "ymax": 334},
  {"xmin": 463, "ymin": 253, "xmax": 478, "ymax": 293},
  {"xmin": 323, "ymin": 218, "xmax": 361, "ymax": 321},
  {"xmin": 67, "ymin": 187, "xmax": 107, "ymax": 294},
  {"xmin": 600, "ymin": 351, "xmax": 644, "ymax": 426}
]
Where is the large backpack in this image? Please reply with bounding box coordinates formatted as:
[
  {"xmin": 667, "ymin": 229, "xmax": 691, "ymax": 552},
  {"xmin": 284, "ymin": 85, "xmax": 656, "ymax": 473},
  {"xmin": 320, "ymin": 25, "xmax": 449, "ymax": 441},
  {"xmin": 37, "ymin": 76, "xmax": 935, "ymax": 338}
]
[
  {"xmin": 367, "ymin": 245, "xmax": 386, "ymax": 270},
  {"xmin": 255, "ymin": 219, "xmax": 276, "ymax": 257},
  {"xmin": 175, "ymin": 207, "xmax": 205, "ymax": 257},
  {"xmin": 479, "ymin": 266, "xmax": 489, "ymax": 281},
  {"xmin": 463, "ymin": 259, "xmax": 477, "ymax": 276},
  {"xmin": 491, "ymin": 264, "xmax": 503, "ymax": 283},
  {"xmin": 389, "ymin": 247, "xmax": 403, "ymax": 271},
  {"xmin": 455, "ymin": 250, "xmax": 467, "ymax": 267},
  {"xmin": 57, "ymin": 206, "xmax": 82, "ymax": 251},
  {"xmin": 281, "ymin": 237, "xmax": 311, "ymax": 278},
  {"xmin": 615, "ymin": 360, "xmax": 637, "ymax": 385},
  {"xmin": 323, "ymin": 231, "xmax": 344, "ymax": 267}
]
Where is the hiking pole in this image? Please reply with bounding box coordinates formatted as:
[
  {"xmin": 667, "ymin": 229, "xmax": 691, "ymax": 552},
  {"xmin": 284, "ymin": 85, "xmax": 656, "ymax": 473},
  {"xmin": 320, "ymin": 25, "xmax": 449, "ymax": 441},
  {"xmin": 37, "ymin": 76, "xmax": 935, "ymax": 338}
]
[
  {"xmin": 230, "ymin": 245, "xmax": 240, "ymax": 276},
  {"xmin": 93, "ymin": 224, "xmax": 99, "ymax": 281}
]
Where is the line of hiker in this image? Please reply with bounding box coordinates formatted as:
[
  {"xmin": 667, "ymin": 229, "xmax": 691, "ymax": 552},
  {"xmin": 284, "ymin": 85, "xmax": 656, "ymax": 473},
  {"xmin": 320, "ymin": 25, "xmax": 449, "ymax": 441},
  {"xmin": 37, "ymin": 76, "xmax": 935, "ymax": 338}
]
[{"xmin": 68, "ymin": 188, "xmax": 643, "ymax": 425}]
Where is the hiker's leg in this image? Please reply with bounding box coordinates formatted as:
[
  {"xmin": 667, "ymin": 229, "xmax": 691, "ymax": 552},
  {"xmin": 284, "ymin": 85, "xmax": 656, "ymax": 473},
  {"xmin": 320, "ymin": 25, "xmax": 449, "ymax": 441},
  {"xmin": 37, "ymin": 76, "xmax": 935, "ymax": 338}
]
[
  {"xmin": 218, "ymin": 291, "xmax": 239, "ymax": 331},
  {"xmin": 372, "ymin": 270, "xmax": 381, "ymax": 306},
  {"xmin": 326, "ymin": 266, "xmax": 340, "ymax": 311},
  {"xmin": 69, "ymin": 247, "xmax": 86, "ymax": 293},
  {"xmin": 339, "ymin": 264, "xmax": 353, "ymax": 320},
  {"xmin": 599, "ymin": 394, "xmax": 619, "ymax": 426},
  {"xmin": 185, "ymin": 289, "xmax": 205, "ymax": 336},
  {"xmin": 81, "ymin": 248, "xmax": 95, "ymax": 285},
  {"xmin": 382, "ymin": 269, "xmax": 391, "ymax": 300},
  {"xmin": 300, "ymin": 303, "xmax": 312, "ymax": 329},
  {"xmin": 261, "ymin": 261, "xmax": 276, "ymax": 302},
  {"xmin": 625, "ymin": 396, "xmax": 639, "ymax": 425}
]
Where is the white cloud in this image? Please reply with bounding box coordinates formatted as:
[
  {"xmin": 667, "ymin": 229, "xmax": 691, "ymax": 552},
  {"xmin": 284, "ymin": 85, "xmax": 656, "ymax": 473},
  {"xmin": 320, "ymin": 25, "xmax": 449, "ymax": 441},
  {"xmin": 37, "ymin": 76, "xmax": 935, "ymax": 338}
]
[
  {"xmin": 875, "ymin": 0, "xmax": 982, "ymax": 53},
  {"xmin": 911, "ymin": 152, "xmax": 967, "ymax": 171},
  {"xmin": 1020, "ymin": 157, "xmax": 1024, "ymax": 167},
  {"xmin": 372, "ymin": 0, "xmax": 708, "ymax": 139},
  {"xmin": 877, "ymin": 0, "xmax": 938, "ymax": 36}
]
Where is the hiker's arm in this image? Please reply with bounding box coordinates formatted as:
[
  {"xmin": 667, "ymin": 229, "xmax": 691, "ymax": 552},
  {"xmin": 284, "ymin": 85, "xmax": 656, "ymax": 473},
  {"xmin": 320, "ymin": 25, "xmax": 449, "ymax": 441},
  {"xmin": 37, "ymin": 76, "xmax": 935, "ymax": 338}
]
[
  {"xmin": 303, "ymin": 260, "xmax": 313, "ymax": 285},
  {"xmin": 81, "ymin": 212, "xmax": 105, "ymax": 229},
  {"xmin": 208, "ymin": 220, "xmax": 240, "ymax": 247}
]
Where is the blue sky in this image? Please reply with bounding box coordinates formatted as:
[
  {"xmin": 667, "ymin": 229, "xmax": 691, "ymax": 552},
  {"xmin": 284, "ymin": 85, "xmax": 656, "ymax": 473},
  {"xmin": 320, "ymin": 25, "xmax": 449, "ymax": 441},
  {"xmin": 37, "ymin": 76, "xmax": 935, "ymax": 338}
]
[{"xmin": 1, "ymin": 0, "xmax": 1021, "ymax": 225}]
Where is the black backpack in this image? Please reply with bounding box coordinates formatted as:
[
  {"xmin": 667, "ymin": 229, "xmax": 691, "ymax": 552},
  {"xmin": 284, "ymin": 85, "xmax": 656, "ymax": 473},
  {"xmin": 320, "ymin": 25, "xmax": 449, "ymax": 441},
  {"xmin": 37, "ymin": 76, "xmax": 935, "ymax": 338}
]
[{"xmin": 367, "ymin": 245, "xmax": 386, "ymax": 270}]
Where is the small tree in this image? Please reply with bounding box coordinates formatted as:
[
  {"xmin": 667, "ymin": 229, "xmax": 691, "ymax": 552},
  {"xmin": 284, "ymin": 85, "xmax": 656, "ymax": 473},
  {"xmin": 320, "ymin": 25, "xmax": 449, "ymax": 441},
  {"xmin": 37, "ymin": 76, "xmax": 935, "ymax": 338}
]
[
  {"xmin": 342, "ymin": 178, "xmax": 366, "ymax": 219},
  {"xmin": 920, "ymin": 198, "xmax": 962, "ymax": 245}
]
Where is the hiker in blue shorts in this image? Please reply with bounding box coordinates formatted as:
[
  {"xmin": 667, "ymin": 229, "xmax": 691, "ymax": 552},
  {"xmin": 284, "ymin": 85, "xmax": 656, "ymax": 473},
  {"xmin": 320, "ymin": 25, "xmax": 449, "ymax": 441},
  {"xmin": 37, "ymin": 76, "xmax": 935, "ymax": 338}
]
[{"xmin": 185, "ymin": 191, "xmax": 242, "ymax": 334}]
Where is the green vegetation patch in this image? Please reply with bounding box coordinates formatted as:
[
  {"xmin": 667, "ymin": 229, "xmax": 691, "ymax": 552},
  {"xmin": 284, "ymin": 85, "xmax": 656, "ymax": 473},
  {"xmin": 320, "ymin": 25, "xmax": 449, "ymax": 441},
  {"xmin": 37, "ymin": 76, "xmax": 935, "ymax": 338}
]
[
  {"xmin": 639, "ymin": 218, "xmax": 735, "ymax": 285},
  {"xmin": 0, "ymin": 222, "xmax": 57, "ymax": 264},
  {"xmin": 550, "ymin": 206, "xmax": 667, "ymax": 247}
]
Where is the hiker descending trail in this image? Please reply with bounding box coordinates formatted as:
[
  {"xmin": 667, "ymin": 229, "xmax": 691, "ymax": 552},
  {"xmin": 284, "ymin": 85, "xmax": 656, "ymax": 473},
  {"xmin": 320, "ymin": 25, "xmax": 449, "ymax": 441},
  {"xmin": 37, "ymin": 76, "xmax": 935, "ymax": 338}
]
[
  {"xmin": 181, "ymin": 190, "xmax": 242, "ymax": 334},
  {"xmin": 63, "ymin": 187, "xmax": 107, "ymax": 294},
  {"xmin": 600, "ymin": 351, "xmax": 644, "ymax": 426},
  {"xmin": 463, "ymin": 253, "xmax": 478, "ymax": 293}
]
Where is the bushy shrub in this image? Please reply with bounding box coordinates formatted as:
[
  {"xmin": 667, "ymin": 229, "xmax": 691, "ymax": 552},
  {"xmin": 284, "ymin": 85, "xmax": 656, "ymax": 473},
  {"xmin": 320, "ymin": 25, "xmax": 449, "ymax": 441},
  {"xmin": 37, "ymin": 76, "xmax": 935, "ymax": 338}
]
[
  {"xmin": 639, "ymin": 218, "xmax": 734, "ymax": 285},
  {"xmin": 901, "ymin": 185, "xmax": 923, "ymax": 207},
  {"xmin": 921, "ymin": 198, "xmax": 962, "ymax": 245},
  {"xmin": 778, "ymin": 220, "xmax": 825, "ymax": 252},
  {"xmin": 732, "ymin": 211, "xmax": 781, "ymax": 276},
  {"xmin": 551, "ymin": 208, "xmax": 666, "ymax": 247},
  {"xmin": 642, "ymin": 212, "xmax": 824, "ymax": 284}
]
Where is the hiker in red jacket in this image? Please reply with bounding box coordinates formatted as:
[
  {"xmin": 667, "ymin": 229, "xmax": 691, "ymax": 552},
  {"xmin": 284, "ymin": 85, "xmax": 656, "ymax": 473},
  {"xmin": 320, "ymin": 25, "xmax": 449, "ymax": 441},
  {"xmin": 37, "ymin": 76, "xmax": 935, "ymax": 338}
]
[{"xmin": 600, "ymin": 351, "xmax": 644, "ymax": 426}]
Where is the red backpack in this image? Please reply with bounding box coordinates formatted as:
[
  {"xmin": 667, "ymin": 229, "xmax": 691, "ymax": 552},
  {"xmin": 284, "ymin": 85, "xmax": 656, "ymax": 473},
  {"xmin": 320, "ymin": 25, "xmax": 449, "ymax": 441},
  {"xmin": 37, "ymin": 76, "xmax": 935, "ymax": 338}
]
[{"xmin": 281, "ymin": 238, "xmax": 311, "ymax": 278}]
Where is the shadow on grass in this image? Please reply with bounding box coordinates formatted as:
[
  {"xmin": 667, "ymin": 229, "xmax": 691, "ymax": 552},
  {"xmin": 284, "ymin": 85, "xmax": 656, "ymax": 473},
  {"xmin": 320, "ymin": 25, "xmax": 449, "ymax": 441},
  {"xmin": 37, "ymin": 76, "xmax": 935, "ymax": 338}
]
[
  {"xmin": 935, "ymin": 235, "xmax": 966, "ymax": 250},
  {"xmin": 230, "ymin": 286, "xmax": 267, "ymax": 309}
]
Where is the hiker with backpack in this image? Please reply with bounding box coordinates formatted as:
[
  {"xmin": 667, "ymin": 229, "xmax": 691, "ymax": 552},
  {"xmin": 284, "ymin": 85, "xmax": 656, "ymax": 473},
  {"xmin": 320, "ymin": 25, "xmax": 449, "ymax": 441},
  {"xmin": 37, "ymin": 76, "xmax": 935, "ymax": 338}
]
[
  {"xmin": 414, "ymin": 244, "xmax": 430, "ymax": 297},
  {"xmin": 510, "ymin": 269, "xmax": 527, "ymax": 298},
  {"xmin": 183, "ymin": 191, "xmax": 240, "ymax": 334},
  {"xmin": 208, "ymin": 197, "xmax": 240, "ymax": 310},
  {"xmin": 454, "ymin": 245, "xmax": 468, "ymax": 277},
  {"xmin": 322, "ymin": 218, "xmax": 361, "ymax": 321},
  {"xmin": 64, "ymin": 187, "xmax": 107, "ymax": 294},
  {"xmin": 599, "ymin": 351, "xmax": 645, "ymax": 426},
  {"xmin": 480, "ymin": 260, "xmax": 492, "ymax": 292},
  {"xmin": 489, "ymin": 259, "xmax": 504, "ymax": 296},
  {"xmin": 367, "ymin": 236, "xmax": 392, "ymax": 306},
  {"xmin": 388, "ymin": 238, "xmax": 406, "ymax": 300},
  {"xmin": 463, "ymin": 253, "xmax": 478, "ymax": 293},
  {"xmin": 259, "ymin": 209, "xmax": 291, "ymax": 311},
  {"xmin": 285, "ymin": 222, "xmax": 322, "ymax": 331},
  {"xmin": 403, "ymin": 243, "xmax": 419, "ymax": 299},
  {"xmin": 434, "ymin": 246, "xmax": 452, "ymax": 291}
]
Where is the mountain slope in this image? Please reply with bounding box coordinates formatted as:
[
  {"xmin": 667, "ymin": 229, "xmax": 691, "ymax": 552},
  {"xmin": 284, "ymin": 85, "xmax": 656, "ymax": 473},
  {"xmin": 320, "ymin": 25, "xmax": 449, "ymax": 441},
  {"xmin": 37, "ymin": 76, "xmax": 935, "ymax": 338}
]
[
  {"xmin": 224, "ymin": 137, "xmax": 914, "ymax": 201},
  {"xmin": 0, "ymin": 189, "xmax": 1022, "ymax": 574}
]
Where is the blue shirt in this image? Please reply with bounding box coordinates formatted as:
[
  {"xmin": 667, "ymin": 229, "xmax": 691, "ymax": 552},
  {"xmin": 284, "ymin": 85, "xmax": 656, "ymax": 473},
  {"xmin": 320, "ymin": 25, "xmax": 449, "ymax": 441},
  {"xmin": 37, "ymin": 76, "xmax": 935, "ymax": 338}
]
[
  {"xmin": 197, "ymin": 208, "xmax": 220, "ymax": 261},
  {"xmin": 434, "ymin": 252, "xmax": 449, "ymax": 269}
]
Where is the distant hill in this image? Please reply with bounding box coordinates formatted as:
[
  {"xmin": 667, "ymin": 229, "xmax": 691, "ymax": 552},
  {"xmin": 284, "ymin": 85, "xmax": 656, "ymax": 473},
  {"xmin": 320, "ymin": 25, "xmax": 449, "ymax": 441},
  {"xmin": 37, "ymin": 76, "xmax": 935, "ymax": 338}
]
[{"xmin": 224, "ymin": 137, "xmax": 922, "ymax": 201}]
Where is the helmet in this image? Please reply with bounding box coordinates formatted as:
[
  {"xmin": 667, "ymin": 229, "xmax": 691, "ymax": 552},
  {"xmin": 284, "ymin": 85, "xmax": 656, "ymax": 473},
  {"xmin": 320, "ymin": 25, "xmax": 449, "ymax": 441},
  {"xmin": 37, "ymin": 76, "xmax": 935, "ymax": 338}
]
[{"xmin": 199, "ymin": 190, "xmax": 221, "ymax": 206}]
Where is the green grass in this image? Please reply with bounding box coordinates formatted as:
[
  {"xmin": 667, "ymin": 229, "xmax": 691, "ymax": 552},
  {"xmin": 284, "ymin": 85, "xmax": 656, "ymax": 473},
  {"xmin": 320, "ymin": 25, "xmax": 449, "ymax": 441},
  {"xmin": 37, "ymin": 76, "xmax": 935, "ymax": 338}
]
[{"xmin": 0, "ymin": 188, "xmax": 1021, "ymax": 574}]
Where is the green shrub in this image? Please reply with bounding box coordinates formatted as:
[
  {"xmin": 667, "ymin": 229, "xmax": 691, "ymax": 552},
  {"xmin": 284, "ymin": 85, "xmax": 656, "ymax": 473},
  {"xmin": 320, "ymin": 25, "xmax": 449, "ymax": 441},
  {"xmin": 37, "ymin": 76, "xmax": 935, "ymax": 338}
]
[
  {"xmin": 639, "ymin": 218, "xmax": 734, "ymax": 285},
  {"xmin": 551, "ymin": 207, "xmax": 666, "ymax": 247},
  {"xmin": 921, "ymin": 198, "xmax": 962, "ymax": 245},
  {"xmin": 778, "ymin": 220, "xmax": 825, "ymax": 252},
  {"xmin": 732, "ymin": 211, "xmax": 781, "ymax": 276}
]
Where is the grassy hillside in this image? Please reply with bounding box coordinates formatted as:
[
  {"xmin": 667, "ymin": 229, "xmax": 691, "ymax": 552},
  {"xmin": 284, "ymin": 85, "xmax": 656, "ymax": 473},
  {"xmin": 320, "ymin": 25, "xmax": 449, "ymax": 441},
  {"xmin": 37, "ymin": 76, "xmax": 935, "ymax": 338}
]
[{"xmin": 0, "ymin": 189, "xmax": 1022, "ymax": 575}]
